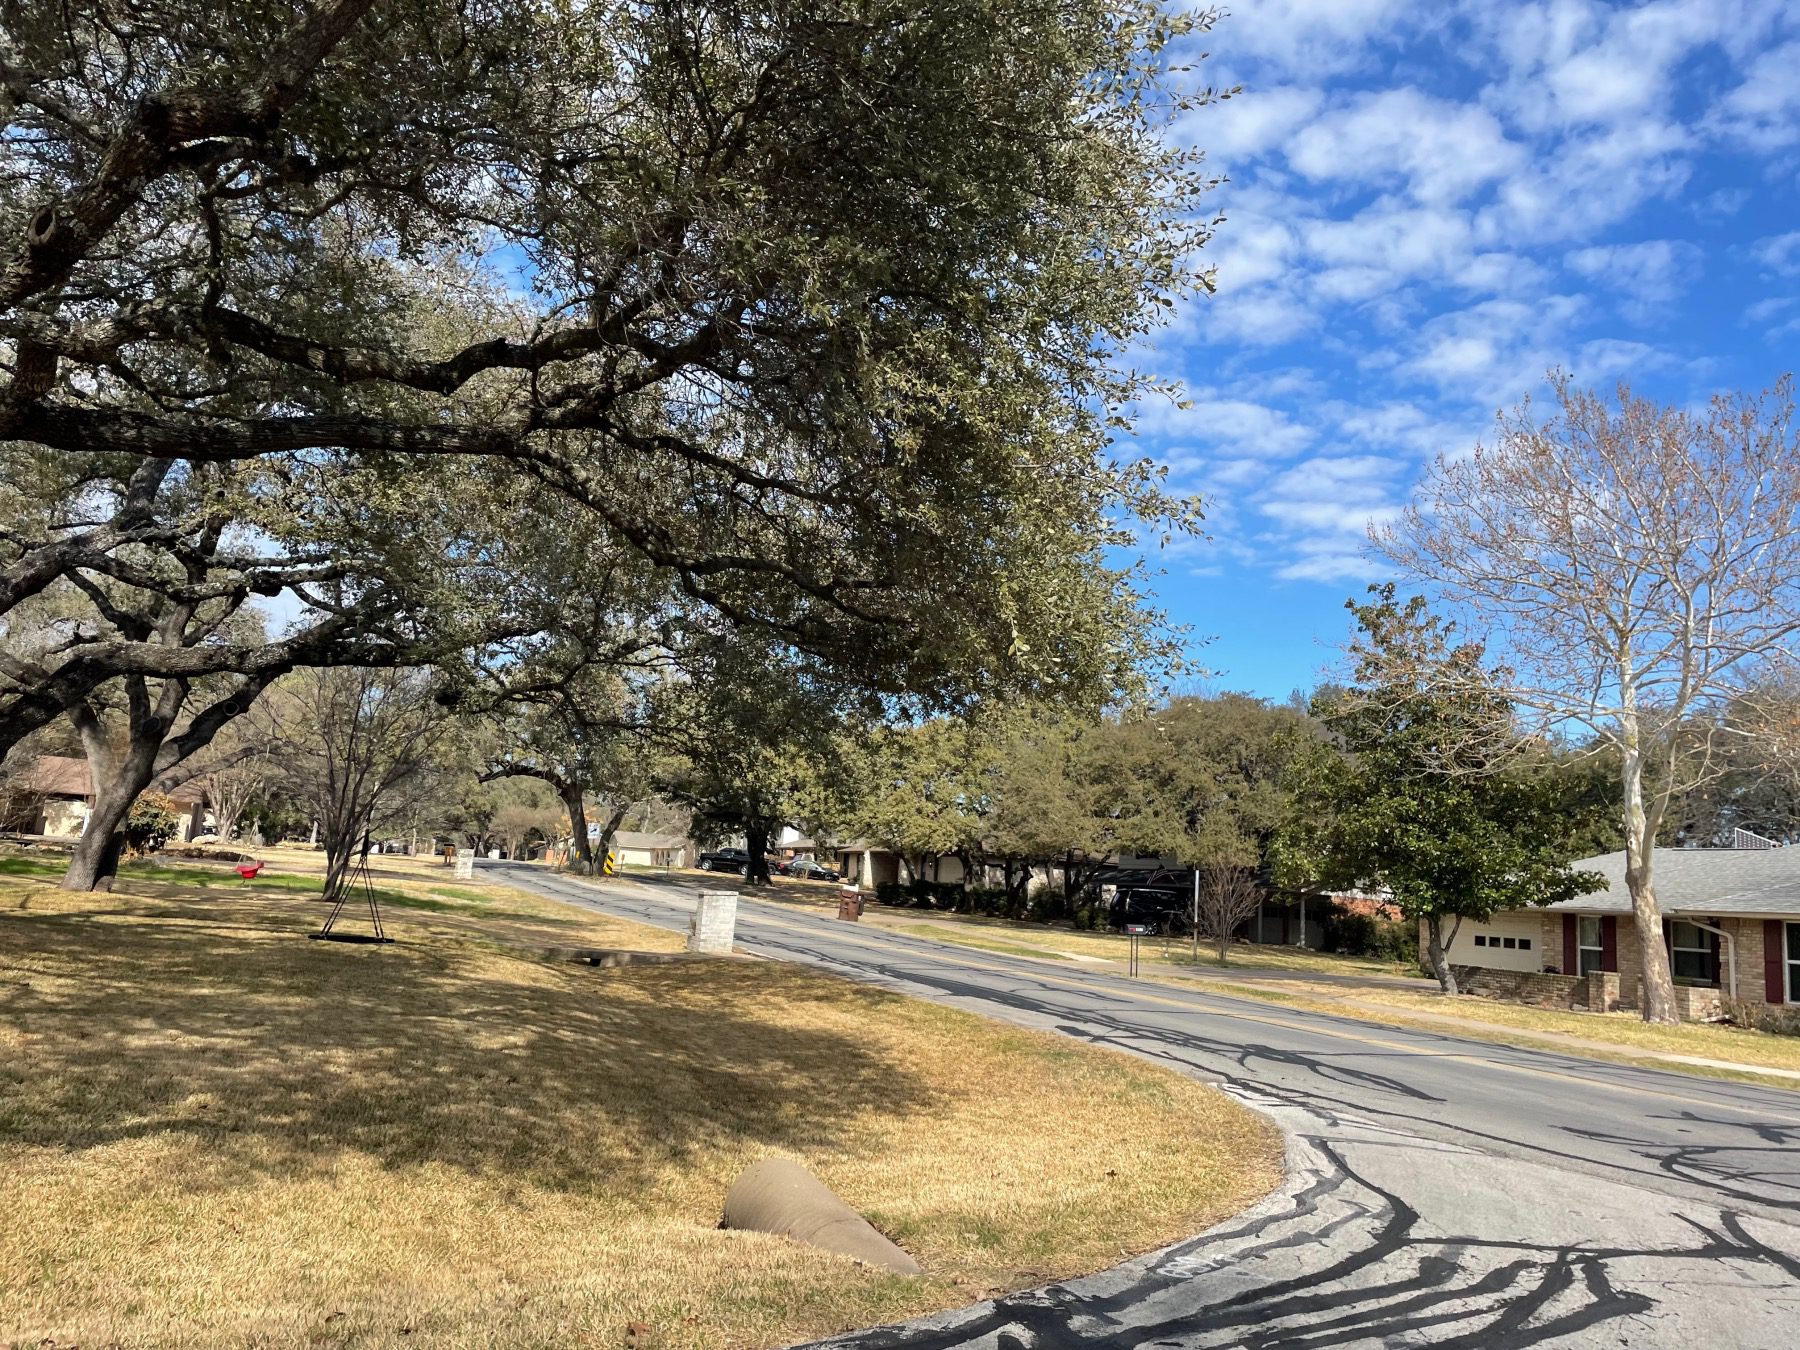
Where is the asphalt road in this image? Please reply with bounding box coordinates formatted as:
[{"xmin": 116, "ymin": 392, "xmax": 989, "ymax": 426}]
[{"xmin": 489, "ymin": 863, "xmax": 1800, "ymax": 1349}]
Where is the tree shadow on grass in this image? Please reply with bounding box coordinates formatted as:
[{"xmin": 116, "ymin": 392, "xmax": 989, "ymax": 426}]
[{"xmin": 0, "ymin": 890, "xmax": 936, "ymax": 1200}]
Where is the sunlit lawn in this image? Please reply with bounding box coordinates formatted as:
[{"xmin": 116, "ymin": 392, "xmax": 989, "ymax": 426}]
[
  {"xmin": 1212, "ymin": 976, "xmax": 1800, "ymax": 1077},
  {"xmin": 872, "ymin": 908, "xmax": 1408, "ymax": 977},
  {"xmin": 0, "ymin": 864, "xmax": 1278, "ymax": 1349}
]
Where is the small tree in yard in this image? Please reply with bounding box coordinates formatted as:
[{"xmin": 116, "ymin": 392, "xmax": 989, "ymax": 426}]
[
  {"xmin": 1377, "ymin": 376, "xmax": 1800, "ymax": 1022},
  {"xmin": 271, "ymin": 667, "xmax": 455, "ymax": 903},
  {"xmin": 1279, "ymin": 589, "xmax": 1602, "ymax": 995},
  {"xmin": 1193, "ymin": 857, "xmax": 1262, "ymax": 964}
]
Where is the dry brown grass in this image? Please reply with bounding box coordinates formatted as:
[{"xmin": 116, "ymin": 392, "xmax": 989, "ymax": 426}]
[
  {"xmin": 870, "ymin": 911, "xmax": 1405, "ymax": 978},
  {"xmin": 0, "ymin": 872, "xmax": 1278, "ymax": 1350},
  {"xmin": 1198, "ymin": 975, "xmax": 1800, "ymax": 1076}
]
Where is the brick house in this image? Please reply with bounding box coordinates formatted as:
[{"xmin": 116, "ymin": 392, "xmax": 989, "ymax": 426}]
[
  {"xmin": 0, "ymin": 755, "xmax": 206, "ymax": 843},
  {"xmin": 1437, "ymin": 847, "xmax": 1800, "ymax": 1019}
]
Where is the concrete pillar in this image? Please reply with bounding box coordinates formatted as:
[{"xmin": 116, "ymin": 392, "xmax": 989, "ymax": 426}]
[
  {"xmin": 689, "ymin": 889, "xmax": 739, "ymax": 954},
  {"xmin": 453, "ymin": 848, "xmax": 475, "ymax": 879}
]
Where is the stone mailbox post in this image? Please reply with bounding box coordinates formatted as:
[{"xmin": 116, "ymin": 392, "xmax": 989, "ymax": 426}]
[{"xmin": 689, "ymin": 890, "xmax": 739, "ymax": 954}]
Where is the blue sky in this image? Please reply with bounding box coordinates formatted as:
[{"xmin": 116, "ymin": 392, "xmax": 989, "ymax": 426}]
[{"xmin": 1135, "ymin": 0, "xmax": 1800, "ymax": 700}]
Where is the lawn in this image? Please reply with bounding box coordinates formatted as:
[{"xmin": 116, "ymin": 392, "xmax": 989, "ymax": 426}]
[
  {"xmin": 1205, "ymin": 975, "xmax": 1800, "ymax": 1078},
  {"xmin": 871, "ymin": 908, "xmax": 1406, "ymax": 978},
  {"xmin": 0, "ymin": 866, "xmax": 1279, "ymax": 1349}
]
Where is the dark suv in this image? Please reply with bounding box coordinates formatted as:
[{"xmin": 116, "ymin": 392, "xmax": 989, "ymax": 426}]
[
  {"xmin": 1106, "ymin": 886, "xmax": 1191, "ymax": 935},
  {"xmin": 697, "ymin": 847, "xmax": 751, "ymax": 874}
]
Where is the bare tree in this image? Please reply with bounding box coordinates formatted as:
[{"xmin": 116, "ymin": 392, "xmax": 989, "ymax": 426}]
[
  {"xmin": 190, "ymin": 727, "xmax": 278, "ymax": 845},
  {"xmin": 1193, "ymin": 861, "xmax": 1263, "ymax": 964},
  {"xmin": 1377, "ymin": 375, "xmax": 1800, "ymax": 1024},
  {"xmin": 272, "ymin": 668, "xmax": 453, "ymax": 902}
]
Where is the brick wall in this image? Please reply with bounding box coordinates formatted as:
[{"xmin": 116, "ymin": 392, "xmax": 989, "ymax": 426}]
[
  {"xmin": 1458, "ymin": 910, "xmax": 1787, "ymax": 1017},
  {"xmin": 1734, "ymin": 916, "xmax": 1769, "ymax": 1004},
  {"xmin": 1541, "ymin": 912, "xmax": 1564, "ymax": 970},
  {"xmin": 1450, "ymin": 965, "xmax": 1587, "ymax": 1009},
  {"xmin": 1604, "ymin": 914, "xmax": 1758, "ymax": 1014},
  {"xmin": 1587, "ymin": 970, "xmax": 1620, "ymax": 1013}
]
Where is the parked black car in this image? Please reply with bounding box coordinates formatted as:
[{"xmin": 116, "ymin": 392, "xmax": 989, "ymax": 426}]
[
  {"xmin": 1106, "ymin": 886, "xmax": 1191, "ymax": 935},
  {"xmin": 696, "ymin": 847, "xmax": 751, "ymax": 874},
  {"xmin": 780, "ymin": 857, "xmax": 842, "ymax": 882}
]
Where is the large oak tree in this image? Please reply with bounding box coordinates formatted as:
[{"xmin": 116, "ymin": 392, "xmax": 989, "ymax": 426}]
[{"xmin": 2, "ymin": 0, "xmax": 1217, "ymax": 711}]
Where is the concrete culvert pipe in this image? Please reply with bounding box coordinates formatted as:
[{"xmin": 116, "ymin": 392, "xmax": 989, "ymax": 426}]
[{"xmin": 722, "ymin": 1158, "xmax": 923, "ymax": 1275}]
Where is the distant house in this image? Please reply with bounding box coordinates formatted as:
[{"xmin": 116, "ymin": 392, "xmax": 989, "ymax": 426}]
[
  {"xmin": 1440, "ymin": 847, "xmax": 1800, "ymax": 1019},
  {"xmin": 0, "ymin": 755, "xmax": 206, "ymax": 843},
  {"xmin": 609, "ymin": 831, "xmax": 690, "ymax": 868}
]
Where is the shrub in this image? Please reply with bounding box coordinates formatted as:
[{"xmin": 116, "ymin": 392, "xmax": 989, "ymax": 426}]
[
  {"xmin": 1321, "ymin": 910, "xmax": 1377, "ymax": 955},
  {"xmin": 1320, "ymin": 905, "xmax": 1418, "ymax": 964},
  {"xmin": 1722, "ymin": 998, "xmax": 1800, "ymax": 1037},
  {"xmin": 1027, "ymin": 886, "xmax": 1072, "ymax": 924},
  {"xmin": 956, "ymin": 885, "xmax": 1013, "ymax": 916},
  {"xmin": 872, "ymin": 878, "xmax": 963, "ymax": 909},
  {"xmin": 873, "ymin": 881, "xmax": 908, "ymax": 907},
  {"xmin": 123, "ymin": 794, "xmax": 182, "ymax": 856}
]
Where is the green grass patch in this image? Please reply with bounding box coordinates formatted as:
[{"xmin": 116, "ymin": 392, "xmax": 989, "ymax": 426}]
[
  {"xmin": 427, "ymin": 886, "xmax": 498, "ymax": 905},
  {"xmin": 0, "ymin": 858, "xmax": 60, "ymax": 878}
]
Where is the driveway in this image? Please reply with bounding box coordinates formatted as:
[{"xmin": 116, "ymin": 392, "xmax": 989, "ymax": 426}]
[{"xmin": 490, "ymin": 863, "xmax": 1800, "ymax": 1349}]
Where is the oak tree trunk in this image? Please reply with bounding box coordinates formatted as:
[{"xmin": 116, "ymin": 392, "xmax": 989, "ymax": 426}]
[
  {"xmin": 563, "ymin": 788, "xmax": 593, "ymax": 874},
  {"xmin": 745, "ymin": 820, "xmax": 773, "ymax": 885},
  {"xmin": 63, "ymin": 728, "xmax": 161, "ymax": 893},
  {"xmin": 596, "ymin": 804, "xmax": 627, "ymax": 874}
]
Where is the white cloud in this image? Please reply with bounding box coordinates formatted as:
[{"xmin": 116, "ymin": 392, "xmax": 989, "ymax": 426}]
[
  {"xmin": 1480, "ymin": 0, "xmax": 1784, "ymax": 133},
  {"xmin": 1483, "ymin": 119, "xmax": 1694, "ymax": 242},
  {"xmin": 1213, "ymin": 0, "xmax": 1420, "ymax": 78},
  {"xmin": 1201, "ymin": 284, "xmax": 1320, "ymax": 346},
  {"xmin": 1180, "ymin": 86, "xmax": 1324, "ymax": 162},
  {"xmin": 1287, "ymin": 89, "xmax": 1523, "ymax": 203},
  {"xmin": 1751, "ymin": 231, "xmax": 1800, "ymax": 276},
  {"xmin": 1302, "ymin": 201, "xmax": 1475, "ymax": 292},
  {"xmin": 1260, "ymin": 452, "xmax": 1407, "ymax": 581},
  {"xmin": 1713, "ymin": 39, "xmax": 1800, "ymax": 148},
  {"xmin": 1571, "ymin": 338, "xmax": 1675, "ymax": 384},
  {"xmin": 1258, "ymin": 454, "xmax": 1406, "ymax": 539},
  {"xmin": 1331, "ymin": 400, "xmax": 1484, "ymax": 459},
  {"xmin": 1140, "ymin": 395, "xmax": 1315, "ymax": 462},
  {"xmin": 1565, "ymin": 238, "xmax": 1703, "ymax": 321},
  {"xmin": 1127, "ymin": 0, "xmax": 1798, "ymax": 600},
  {"xmin": 1207, "ymin": 210, "xmax": 1302, "ymax": 292},
  {"xmin": 1273, "ymin": 540, "xmax": 1389, "ymax": 584},
  {"xmin": 1400, "ymin": 295, "xmax": 1588, "ymax": 403}
]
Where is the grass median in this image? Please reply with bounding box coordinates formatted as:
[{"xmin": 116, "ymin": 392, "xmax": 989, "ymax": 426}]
[{"xmin": 1, "ymin": 863, "xmax": 1279, "ymax": 1349}]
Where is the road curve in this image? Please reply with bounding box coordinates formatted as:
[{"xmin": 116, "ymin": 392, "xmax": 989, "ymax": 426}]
[{"xmin": 490, "ymin": 863, "xmax": 1800, "ymax": 1349}]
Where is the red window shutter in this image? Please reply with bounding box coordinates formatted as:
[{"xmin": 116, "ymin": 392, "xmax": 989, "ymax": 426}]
[
  {"xmin": 1601, "ymin": 916, "xmax": 1619, "ymax": 973},
  {"xmin": 1766, "ymin": 920, "xmax": 1786, "ymax": 1004},
  {"xmin": 1562, "ymin": 914, "xmax": 1577, "ymax": 975}
]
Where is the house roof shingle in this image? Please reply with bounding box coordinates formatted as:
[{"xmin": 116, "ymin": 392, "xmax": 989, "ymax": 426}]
[
  {"xmin": 1550, "ymin": 847, "xmax": 1800, "ymax": 917},
  {"xmin": 10, "ymin": 755, "xmax": 204, "ymax": 805}
]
